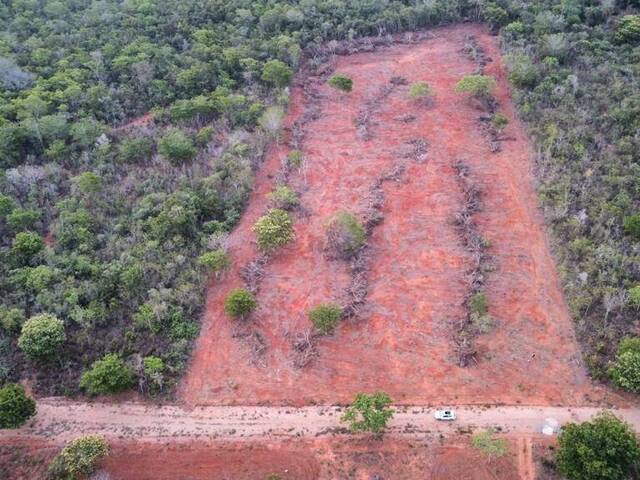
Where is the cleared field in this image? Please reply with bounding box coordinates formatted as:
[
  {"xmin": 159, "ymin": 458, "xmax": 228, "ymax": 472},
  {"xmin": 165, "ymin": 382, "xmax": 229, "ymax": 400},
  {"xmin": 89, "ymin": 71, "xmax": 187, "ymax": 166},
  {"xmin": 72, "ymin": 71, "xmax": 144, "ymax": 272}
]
[{"xmin": 180, "ymin": 24, "xmax": 602, "ymax": 407}]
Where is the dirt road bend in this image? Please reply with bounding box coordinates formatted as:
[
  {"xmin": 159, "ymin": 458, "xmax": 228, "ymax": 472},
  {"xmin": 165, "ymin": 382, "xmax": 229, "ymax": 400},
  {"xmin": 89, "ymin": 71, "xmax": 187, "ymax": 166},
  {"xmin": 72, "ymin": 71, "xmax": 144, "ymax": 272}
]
[{"xmin": 2, "ymin": 400, "xmax": 639, "ymax": 444}]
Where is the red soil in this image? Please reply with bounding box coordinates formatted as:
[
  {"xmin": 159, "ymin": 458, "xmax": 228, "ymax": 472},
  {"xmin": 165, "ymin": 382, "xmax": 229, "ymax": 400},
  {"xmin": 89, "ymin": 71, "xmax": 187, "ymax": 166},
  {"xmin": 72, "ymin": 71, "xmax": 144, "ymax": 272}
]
[
  {"xmin": 0, "ymin": 436, "xmax": 521, "ymax": 480},
  {"xmin": 181, "ymin": 24, "xmax": 603, "ymax": 407}
]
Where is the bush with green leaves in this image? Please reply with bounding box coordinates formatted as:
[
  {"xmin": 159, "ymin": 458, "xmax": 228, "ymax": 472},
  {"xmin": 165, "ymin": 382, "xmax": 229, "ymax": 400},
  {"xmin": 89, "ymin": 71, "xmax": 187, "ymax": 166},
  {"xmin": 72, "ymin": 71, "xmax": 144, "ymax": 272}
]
[
  {"xmin": 18, "ymin": 314, "xmax": 66, "ymax": 360},
  {"xmin": 325, "ymin": 212, "xmax": 366, "ymax": 259},
  {"xmin": 309, "ymin": 303, "xmax": 343, "ymax": 335},
  {"xmin": 629, "ymin": 286, "xmax": 640, "ymax": 310},
  {"xmin": 79, "ymin": 354, "xmax": 133, "ymax": 395},
  {"xmin": 117, "ymin": 136, "xmax": 153, "ymax": 163},
  {"xmin": 268, "ymin": 185, "xmax": 299, "ymax": 210},
  {"xmin": 623, "ymin": 214, "xmax": 640, "ymax": 239},
  {"xmin": 224, "ymin": 288, "xmax": 257, "ymax": 319},
  {"xmin": 609, "ymin": 337, "xmax": 640, "ymax": 392},
  {"xmin": 0, "ymin": 307, "xmax": 25, "ymax": 333},
  {"xmin": 408, "ymin": 81, "xmax": 433, "ymax": 101},
  {"xmin": 50, "ymin": 435, "xmax": 109, "ymax": 479},
  {"xmin": 198, "ymin": 249, "xmax": 230, "ymax": 274},
  {"xmin": 143, "ymin": 356, "xmax": 165, "ymax": 391},
  {"xmin": 287, "ymin": 150, "xmax": 303, "ymax": 168},
  {"xmin": 252, "ymin": 208, "xmax": 295, "ymax": 252},
  {"xmin": 261, "ymin": 60, "xmax": 293, "ymax": 88},
  {"xmin": 328, "ymin": 74, "xmax": 353, "ymax": 92},
  {"xmin": 0, "ymin": 383, "xmax": 36, "ymax": 428},
  {"xmin": 556, "ymin": 412, "xmax": 640, "ymax": 480},
  {"xmin": 11, "ymin": 232, "xmax": 44, "ymax": 264},
  {"xmin": 6, "ymin": 208, "xmax": 40, "ymax": 232},
  {"xmin": 158, "ymin": 128, "xmax": 196, "ymax": 165},
  {"xmin": 615, "ymin": 15, "xmax": 640, "ymax": 44},
  {"xmin": 506, "ymin": 54, "xmax": 539, "ymax": 88},
  {"xmin": 491, "ymin": 112, "xmax": 509, "ymax": 132},
  {"xmin": 455, "ymin": 75, "xmax": 497, "ymax": 102},
  {"xmin": 340, "ymin": 392, "xmax": 393, "ymax": 434}
]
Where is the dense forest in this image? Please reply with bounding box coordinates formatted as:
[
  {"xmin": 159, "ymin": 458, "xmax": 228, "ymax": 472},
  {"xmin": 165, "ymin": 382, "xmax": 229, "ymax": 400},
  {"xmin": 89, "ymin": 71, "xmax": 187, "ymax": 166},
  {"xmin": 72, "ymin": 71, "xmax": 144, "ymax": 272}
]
[{"xmin": 0, "ymin": 0, "xmax": 638, "ymax": 396}]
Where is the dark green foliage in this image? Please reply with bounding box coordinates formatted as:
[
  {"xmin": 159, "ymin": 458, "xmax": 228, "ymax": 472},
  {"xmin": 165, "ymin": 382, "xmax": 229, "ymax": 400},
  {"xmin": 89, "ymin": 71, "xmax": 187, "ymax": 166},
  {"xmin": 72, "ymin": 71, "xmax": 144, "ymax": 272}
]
[
  {"xmin": 224, "ymin": 288, "xmax": 257, "ymax": 319},
  {"xmin": 117, "ymin": 137, "xmax": 153, "ymax": 163},
  {"xmin": 261, "ymin": 60, "xmax": 293, "ymax": 88},
  {"xmin": 11, "ymin": 232, "xmax": 44, "ymax": 264},
  {"xmin": 253, "ymin": 208, "xmax": 295, "ymax": 252},
  {"xmin": 623, "ymin": 215, "xmax": 640, "ymax": 239},
  {"xmin": 309, "ymin": 303, "xmax": 343, "ymax": 335},
  {"xmin": 79, "ymin": 354, "xmax": 133, "ymax": 395},
  {"xmin": 158, "ymin": 129, "xmax": 196, "ymax": 165},
  {"xmin": 18, "ymin": 314, "xmax": 65, "ymax": 360},
  {"xmin": 328, "ymin": 74, "xmax": 353, "ymax": 92},
  {"xmin": 340, "ymin": 392, "xmax": 394, "ymax": 434},
  {"xmin": 0, "ymin": 383, "xmax": 36, "ymax": 429},
  {"xmin": 609, "ymin": 337, "xmax": 640, "ymax": 392},
  {"xmin": 6, "ymin": 208, "xmax": 40, "ymax": 232},
  {"xmin": 556, "ymin": 412, "xmax": 640, "ymax": 480}
]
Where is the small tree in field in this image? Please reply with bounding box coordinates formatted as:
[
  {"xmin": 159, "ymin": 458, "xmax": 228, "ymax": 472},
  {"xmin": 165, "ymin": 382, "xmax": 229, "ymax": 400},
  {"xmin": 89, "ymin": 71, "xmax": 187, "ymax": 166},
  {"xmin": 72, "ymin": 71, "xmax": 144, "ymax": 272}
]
[
  {"xmin": 261, "ymin": 60, "xmax": 293, "ymax": 88},
  {"xmin": 556, "ymin": 412, "xmax": 640, "ymax": 480},
  {"xmin": 341, "ymin": 392, "xmax": 393, "ymax": 435},
  {"xmin": 309, "ymin": 303, "xmax": 343, "ymax": 335},
  {"xmin": 80, "ymin": 354, "xmax": 133, "ymax": 395},
  {"xmin": 158, "ymin": 128, "xmax": 196, "ymax": 165},
  {"xmin": 49, "ymin": 435, "xmax": 109, "ymax": 479},
  {"xmin": 408, "ymin": 81, "xmax": 433, "ymax": 103},
  {"xmin": 325, "ymin": 212, "xmax": 366, "ymax": 259},
  {"xmin": 198, "ymin": 249, "xmax": 230, "ymax": 275},
  {"xmin": 328, "ymin": 74, "xmax": 353, "ymax": 92},
  {"xmin": 0, "ymin": 383, "xmax": 36, "ymax": 428},
  {"xmin": 455, "ymin": 74, "xmax": 497, "ymax": 103},
  {"xmin": 253, "ymin": 208, "xmax": 295, "ymax": 252},
  {"xmin": 224, "ymin": 288, "xmax": 257, "ymax": 319}
]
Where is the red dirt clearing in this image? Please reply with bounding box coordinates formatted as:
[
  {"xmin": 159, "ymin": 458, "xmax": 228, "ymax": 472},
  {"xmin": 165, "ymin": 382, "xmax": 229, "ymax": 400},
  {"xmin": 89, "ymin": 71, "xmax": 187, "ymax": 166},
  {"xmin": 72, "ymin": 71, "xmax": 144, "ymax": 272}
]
[{"xmin": 181, "ymin": 24, "xmax": 603, "ymax": 406}]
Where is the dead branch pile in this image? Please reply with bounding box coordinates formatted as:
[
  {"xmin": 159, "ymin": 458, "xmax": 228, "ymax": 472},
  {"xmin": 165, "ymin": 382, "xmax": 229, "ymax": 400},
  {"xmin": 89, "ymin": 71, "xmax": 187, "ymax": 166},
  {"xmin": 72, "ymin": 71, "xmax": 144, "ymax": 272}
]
[
  {"xmin": 291, "ymin": 329, "xmax": 318, "ymax": 368},
  {"xmin": 239, "ymin": 255, "xmax": 269, "ymax": 294},
  {"xmin": 452, "ymin": 161, "xmax": 492, "ymax": 367},
  {"xmin": 355, "ymin": 79, "xmax": 399, "ymax": 140},
  {"xmin": 403, "ymin": 138, "xmax": 429, "ymax": 163},
  {"xmin": 462, "ymin": 35, "xmax": 492, "ymax": 75}
]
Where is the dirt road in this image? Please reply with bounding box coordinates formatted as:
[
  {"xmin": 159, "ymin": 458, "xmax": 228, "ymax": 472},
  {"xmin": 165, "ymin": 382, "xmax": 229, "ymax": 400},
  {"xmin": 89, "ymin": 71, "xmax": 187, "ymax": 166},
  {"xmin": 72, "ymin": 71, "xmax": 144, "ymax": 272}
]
[{"xmin": 3, "ymin": 399, "xmax": 638, "ymax": 444}]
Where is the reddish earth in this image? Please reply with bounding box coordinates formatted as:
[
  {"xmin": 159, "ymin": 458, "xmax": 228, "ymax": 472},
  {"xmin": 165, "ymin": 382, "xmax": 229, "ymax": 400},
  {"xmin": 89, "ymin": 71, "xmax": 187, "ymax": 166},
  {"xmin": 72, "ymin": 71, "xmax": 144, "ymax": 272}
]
[
  {"xmin": 2, "ymin": 436, "xmax": 521, "ymax": 480},
  {"xmin": 181, "ymin": 24, "xmax": 602, "ymax": 407}
]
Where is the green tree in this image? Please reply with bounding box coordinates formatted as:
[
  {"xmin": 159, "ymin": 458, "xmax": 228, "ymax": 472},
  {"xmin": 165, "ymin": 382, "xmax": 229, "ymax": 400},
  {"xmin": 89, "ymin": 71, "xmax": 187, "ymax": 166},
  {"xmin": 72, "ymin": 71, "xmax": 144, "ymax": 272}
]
[
  {"xmin": 628, "ymin": 286, "xmax": 640, "ymax": 310},
  {"xmin": 198, "ymin": 249, "xmax": 231, "ymax": 274},
  {"xmin": 341, "ymin": 392, "xmax": 393, "ymax": 434},
  {"xmin": 72, "ymin": 172, "xmax": 103, "ymax": 195},
  {"xmin": 253, "ymin": 208, "xmax": 295, "ymax": 252},
  {"xmin": 609, "ymin": 337, "xmax": 640, "ymax": 392},
  {"xmin": 325, "ymin": 212, "xmax": 366, "ymax": 259},
  {"xmin": 408, "ymin": 81, "xmax": 433, "ymax": 101},
  {"xmin": 0, "ymin": 383, "xmax": 36, "ymax": 428},
  {"xmin": 615, "ymin": 15, "xmax": 640, "ymax": 44},
  {"xmin": 328, "ymin": 74, "xmax": 353, "ymax": 92},
  {"xmin": 11, "ymin": 232, "xmax": 44, "ymax": 264},
  {"xmin": 6, "ymin": 208, "xmax": 40, "ymax": 232},
  {"xmin": 455, "ymin": 75, "xmax": 497, "ymax": 102},
  {"xmin": 268, "ymin": 185, "xmax": 299, "ymax": 210},
  {"xmin": 556, "ymin": 412, "xmax": 640, "ymax": 480},
  {"xmin": 117, "ymin": 136, "xmax": 153, "ymax": 163},
  {"xmin": 224, "ymin": 288, "xmax": 257, "ymax": 319},
  {"xmin": 54, "ymin": 435, "xmax": 109, "ymax": 479},
  {"xmin": 80, "ymin": 354, "xmax": 133, "ymax": 395},
  {"xmin": 261, "ymin": 60, "xmax": 293, "ymax": 88},
  {"xmin": 158, "ymin": 128, "xmax": 196, "ymax": 165},
  {"xmin": 309, "ymin": 303, "xmax": 343, "ymax": 335},
  {"xmin": 18, "ymin": 314, "xmax": 66, "ymax": 360},
  {"xmin": 623, "ymin": 215, "xmax": 640, "ymax": 239}
]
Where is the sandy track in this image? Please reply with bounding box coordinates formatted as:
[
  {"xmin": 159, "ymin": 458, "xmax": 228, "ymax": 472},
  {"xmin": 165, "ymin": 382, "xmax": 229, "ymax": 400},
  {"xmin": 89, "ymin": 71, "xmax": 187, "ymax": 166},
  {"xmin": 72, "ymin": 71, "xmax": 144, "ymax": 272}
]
[{"xmin": 3, "ymin": 399, "xmax": 639, "ymax": 444}]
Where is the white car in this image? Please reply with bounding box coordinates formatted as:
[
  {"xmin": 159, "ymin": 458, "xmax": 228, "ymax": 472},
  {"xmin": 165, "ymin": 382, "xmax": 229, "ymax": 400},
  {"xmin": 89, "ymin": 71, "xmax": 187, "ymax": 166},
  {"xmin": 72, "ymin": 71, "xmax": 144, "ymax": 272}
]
[{"xmin": 434, "ymin": 409, "xmax": 456, "ymax": 421}]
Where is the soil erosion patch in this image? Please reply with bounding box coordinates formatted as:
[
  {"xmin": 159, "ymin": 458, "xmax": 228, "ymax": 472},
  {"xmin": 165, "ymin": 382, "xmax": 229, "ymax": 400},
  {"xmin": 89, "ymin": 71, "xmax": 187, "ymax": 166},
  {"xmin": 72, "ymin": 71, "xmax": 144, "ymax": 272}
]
[{"xmin": 181, "ymin": 24, "xmax": 595, "ymax": 406}]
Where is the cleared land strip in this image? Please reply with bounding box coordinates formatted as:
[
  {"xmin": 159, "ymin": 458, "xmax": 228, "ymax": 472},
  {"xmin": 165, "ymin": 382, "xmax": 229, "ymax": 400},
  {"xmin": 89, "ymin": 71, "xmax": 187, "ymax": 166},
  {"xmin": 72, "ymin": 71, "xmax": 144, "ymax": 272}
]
[{"xmin": 2, "ymin": 400, "xmax": 640, "ymax": 444}]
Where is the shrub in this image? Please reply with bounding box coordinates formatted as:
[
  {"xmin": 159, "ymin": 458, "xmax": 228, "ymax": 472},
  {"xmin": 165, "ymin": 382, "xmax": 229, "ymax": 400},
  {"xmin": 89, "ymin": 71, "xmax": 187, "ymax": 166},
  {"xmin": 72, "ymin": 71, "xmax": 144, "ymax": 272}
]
[
  {"xmin": 408, "ymin": 81, "xmax": 433, "ymax": 101},
  {"xmin": 491, "ymin": 112, "xmax": 509, "ymax": 132},
  {"xmin": 340, "ymin": 392, "xmax": 393, "ymax": 434},
  {"xmin": 615, "ymin": 15, "xmax": 640, "ymax": 44},
  {"xmin": 158, "ymin": 128, "xmax": 196, "ymax": 165},
  {"xmin": 6, "ymin": 208, "xmax": 40, "ymax": 232},
  {"xmin": 53, "ymin": 435, "xmax": 109, "ymax": 479},
  {"xmin": 268, "ymin": 185, "xmax": 299, "ymax": 210},
  {"xmin": 287, "ymin": 150, "xmax": 303, "ymax": 168},
  {"xmin": 18, "ymin": 314, "xmax": 65, "ymax": 360},
  {"xmin": 224, "ymin": 288, "xmax": 257, "ymax": 319},
  {"xmin": 252, "ymin": 208, "xmax": 295, "ymax": 252},
  {"xmin": 623, "ymin": 214, "xmax": 640, "ymax": 239},
  {"xmin": 0, "ymin": 383, "xmax": 36, "ymax": 428},
  {"xmin": 309, "ymin": 303, "xmax": 343, "ymax": 335},
  {"xmin": 455, "ymin": 75, "xmax": 497, "ymax": 101},
  {"xmin": 11, "ymin": 232, "xmax": 44, "ymax": 264},
  {"xmin": 0, "ymin": 194, "xmax": 15, "ymax": 218},
  {"xmin": 195, "ymin": 125, "xmax": 214, "ymax": 147},
  {"xmin": 609, "ymin": 337, "xmax": 640, "ymax": 392},
  {"xmin": 628, "ymin": 286, "xmax": 640, "ymax": 309},
  {"xmin": 117, "ymin": 136, "xmax": 153, "ymax": 163},
  {"xmin": 261, "ymin": 60, "xmax": 293, "ymax": 88},
  {"xmin": 471, "ymin": 429, "xmax": 508, "ymax": 458},
  {"xmin": 198, "ymin": 249, "xmax": 230, "ymax": 274},
  {"xmin": 325, "ymin": 211, "xmax": 366, "ymax": 259},
  {"xmin": 328, "ymin": 74, "xmax": 353, "ymax": 92},
  {"xmin": 79, "ymin": 354, "xmax": 133, "ymax": 395},
  {"xmin": 72, "ymin": 172, "xmax": 103, "ymax": 195},
  {"xmin": 556, "ymin": 412, "xmax": 640, "ymax": 480},
  {"xmin": 0, "ymin": 307, "xmax": 25, "ymax": 333},
  {"xmin": 143, "ymin": 356, "xmax": 165, "ymax": 391}
]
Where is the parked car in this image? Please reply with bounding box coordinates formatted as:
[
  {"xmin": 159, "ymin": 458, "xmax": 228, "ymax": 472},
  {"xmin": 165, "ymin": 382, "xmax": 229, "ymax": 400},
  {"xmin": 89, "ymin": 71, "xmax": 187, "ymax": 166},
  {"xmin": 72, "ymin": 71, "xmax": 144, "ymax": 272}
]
[{"xmin": 434, "ymin": 409, "xmax": 456, "ymax": 421}]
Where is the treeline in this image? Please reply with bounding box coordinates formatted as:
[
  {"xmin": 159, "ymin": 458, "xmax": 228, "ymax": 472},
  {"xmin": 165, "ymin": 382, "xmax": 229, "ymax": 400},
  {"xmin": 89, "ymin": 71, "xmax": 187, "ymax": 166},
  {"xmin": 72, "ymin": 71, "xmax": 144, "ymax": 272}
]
[{"xmin": 0, "ymin": 0, "xmax": 638, "ymax": 396}]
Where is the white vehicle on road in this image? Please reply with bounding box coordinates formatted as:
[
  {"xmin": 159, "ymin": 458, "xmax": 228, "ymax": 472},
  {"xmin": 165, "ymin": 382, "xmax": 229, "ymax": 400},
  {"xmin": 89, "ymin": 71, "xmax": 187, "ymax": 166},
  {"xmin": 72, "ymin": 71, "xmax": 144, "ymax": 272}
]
[{"xmin": 434, "ymin": 409, "xmax": 456, "ymax": 421}]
